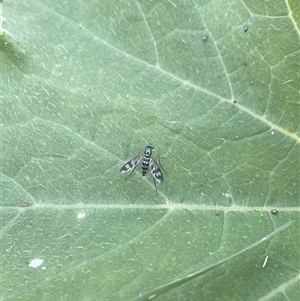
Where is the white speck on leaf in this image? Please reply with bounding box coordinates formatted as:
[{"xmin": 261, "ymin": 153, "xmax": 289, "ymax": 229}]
[
  {"xmin": 77, "ymin": 212, "xmax": 86, "ymax": 219},
  {"xmin": 263, "ymin": 256, "xmax": 269, "ymax": 267},
  {"xmin": 29, "ymin": 258, "xmax": 43, "ymax": 268}
]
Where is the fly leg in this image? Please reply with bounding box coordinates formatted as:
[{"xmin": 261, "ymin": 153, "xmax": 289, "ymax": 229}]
[
  {"xmin": 152, "ymin": 177, "xmax": 158, "ymax": 195},
  {"xmin": 158, "ymin": 154, "xmax": 167, "ymax": 174},
  {"xmin": 125, "ymin": 167, "xmax": 137, "ymax": 181}
]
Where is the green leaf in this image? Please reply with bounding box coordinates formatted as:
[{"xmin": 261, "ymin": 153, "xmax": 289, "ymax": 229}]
[
  {"xmin": 1, "ymin": 1, "xmax": 299, "ymax": 301},
  {"xmin": 131, "ymin": 221, "xmax": 294, "ymax": 301}
]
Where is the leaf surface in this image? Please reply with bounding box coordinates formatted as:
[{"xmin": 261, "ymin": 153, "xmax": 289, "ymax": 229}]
[{"xmin": 1, "ymin": 0, "xmax": 299, "ymax": 300}]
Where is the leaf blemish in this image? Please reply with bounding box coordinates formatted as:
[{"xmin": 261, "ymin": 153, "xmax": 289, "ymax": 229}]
[
  {"xmin": 28, "ymin": 258, "xmax": 43, "ymax": 268},
  {"xmin": 77, "ymin": 212, "xmax": 86, "ymax": 219}
]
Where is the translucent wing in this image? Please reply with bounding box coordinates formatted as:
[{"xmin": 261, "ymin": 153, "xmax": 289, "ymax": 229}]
[
  {"xmin": 150, "ymin": 158, "xmax": 163, "ymax": 183},
  {"xmin": 120, "ymin": 154, "xmax": 142, "ymax": 173}
]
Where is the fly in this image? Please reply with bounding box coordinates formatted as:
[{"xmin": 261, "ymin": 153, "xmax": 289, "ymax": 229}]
[{"xmin": 120, "ymin": 144, "xmax": 164, "ymax": 193}]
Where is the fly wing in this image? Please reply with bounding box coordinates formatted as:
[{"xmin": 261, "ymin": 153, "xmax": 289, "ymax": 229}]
[
  {"xmin": 120, "ymin": 154, "xmax": 142, "ymax": 173},
  {"xmin": 150, "ymin": 158, "xmax": 163, "ymax": 183}
]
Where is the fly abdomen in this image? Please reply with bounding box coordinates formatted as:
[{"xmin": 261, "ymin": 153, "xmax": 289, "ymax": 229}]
[
  {"xmin": 141, "ymin": 144, "xmax": 154, "ymax": 176},
  {"xmin": 142, "ymin": 158, "xmax": 150, "ymax": 176}
]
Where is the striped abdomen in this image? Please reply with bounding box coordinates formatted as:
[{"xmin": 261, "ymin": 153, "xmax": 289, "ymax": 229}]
[{"xmin": 142, "ymin": 144, "xmax": 154, "ymax": 176}]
